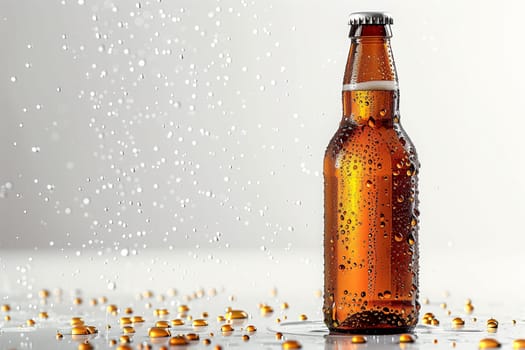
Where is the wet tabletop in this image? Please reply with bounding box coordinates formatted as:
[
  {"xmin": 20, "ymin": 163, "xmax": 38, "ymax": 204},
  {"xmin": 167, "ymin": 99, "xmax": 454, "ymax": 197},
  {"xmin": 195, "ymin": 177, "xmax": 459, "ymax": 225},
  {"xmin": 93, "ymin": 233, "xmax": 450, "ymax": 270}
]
[{"xmin": 1, "ymin": 249, "xmax": 525, "ymax": 349}]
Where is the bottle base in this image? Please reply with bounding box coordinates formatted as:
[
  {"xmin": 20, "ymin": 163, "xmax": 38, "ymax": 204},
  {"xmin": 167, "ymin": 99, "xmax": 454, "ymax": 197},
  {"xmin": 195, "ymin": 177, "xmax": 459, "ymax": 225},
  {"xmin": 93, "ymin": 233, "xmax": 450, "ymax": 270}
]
[
  {"xmin": 328, "ymin": 326, "xmax": 414, "ymax": 335},
  {"xmin": 324, "ymin": 309, "xmax": 417, "ymax": 335}
]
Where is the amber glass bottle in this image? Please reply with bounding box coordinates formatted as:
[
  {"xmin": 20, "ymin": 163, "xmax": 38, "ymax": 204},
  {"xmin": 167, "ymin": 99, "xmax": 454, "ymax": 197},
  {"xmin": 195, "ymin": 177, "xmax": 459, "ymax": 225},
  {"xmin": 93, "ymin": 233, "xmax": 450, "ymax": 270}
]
[{"xmin": 323, "ymin": 12, "xmax": 420, "ymax": 334}]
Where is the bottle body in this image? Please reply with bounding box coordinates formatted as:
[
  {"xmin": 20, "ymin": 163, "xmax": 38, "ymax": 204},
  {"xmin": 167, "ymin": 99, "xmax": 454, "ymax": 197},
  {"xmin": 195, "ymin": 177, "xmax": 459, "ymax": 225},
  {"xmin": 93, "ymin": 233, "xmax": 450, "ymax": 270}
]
[{"xmin": 323, "ymin": 16, "xmax": 420, "ymax": 334}]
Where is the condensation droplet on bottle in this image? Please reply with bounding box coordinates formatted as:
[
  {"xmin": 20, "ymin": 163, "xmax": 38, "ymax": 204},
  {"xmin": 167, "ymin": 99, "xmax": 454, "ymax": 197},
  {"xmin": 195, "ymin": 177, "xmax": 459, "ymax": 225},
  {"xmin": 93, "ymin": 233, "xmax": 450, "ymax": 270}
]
[
  {"xmin": 407, "ymin": 233, "xmax": 415, "ymax": 245},
  {"xmin": 367, "ymin": 117, "xmax": 376, "ymax": 128}
]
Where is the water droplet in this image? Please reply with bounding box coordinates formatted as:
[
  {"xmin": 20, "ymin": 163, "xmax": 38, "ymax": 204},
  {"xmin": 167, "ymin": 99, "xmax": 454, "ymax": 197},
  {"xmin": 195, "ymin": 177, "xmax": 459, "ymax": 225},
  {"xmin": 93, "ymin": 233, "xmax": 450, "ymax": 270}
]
[
  {"xmin": 70, "ymin": 317, "xmax": 84, "ymax": 326},
  {"xmin": 351, "ymin": 335, "xmax": 367, "ymax": 344},
  {"xmin": 122, "ymin": 326, "xmax": 135, "ymax": 334},
  {"xmin": 478, "ymin": 338, "xmax": 501, "ymax": 349},
  {"xmin": 148, "ymin": 327, "xmax": 171, "ymax": 338},
  {"xmin": 171, "ymin": 319, "xmax": 184, "ymax": 326},
  {"xmin": 464, "ymin": 303, "xmax": 474, "ymax": 314},
  {"xmin": 72, "ymin": 326, "xmax": 90, "ymax": 335},
  {"xmin": 10, "ymin": 76, "xmax": 16, "ymax": 83},
  {"xmin": 178, "ymin": 305, "xmax": 190, "ymax": 313},
  {"xmin": 260, "ymin": 305, "xmax": 273, "ymax": 316},
  {"xmin": 513, "ymin": 339, "xmax": 525, "ymax": 349},
  {"xmin": 154, "ymin": 308, "xmax": 169, "ymax": 316},
  {"xmin": 225, "ymin": 310, "xmax": 248, "ymax": 320},
  {"xmin": 220, "ymin": 324, "xmax": 234, "ymax": 332},
  {"xmin": 169, "ymin": 336, "xmax": 189, "ymax": 346},
  {"xmin": 487, "ymin": 318, "xmax": 499, "ymax": 329},
  {"xmin": 120, "ymin": 317, "xmax": 132, "ymax": 325},
  {"xmin": 452, "ymin": 317, "xmax": 465, "ymax": 327},
  {"xmin": 367, "ymin": 117, "xmax": 376, "ymax": 128},
  {"xmin": 155, "ymin": 320, "xmax": 169, "ymax": 328},
  {"xmin": 282, "ymin": 340, "xmax": 302, "ymax": 349},
  {"xmin": 130, "ymin": 316, "xmax": 143, "ymax": 323},
  {"xmin": 399, "ymin": 334, "xmax": 415, "ymax": 343},
  {"xmin": 394, "ymin": 232, "xmax": 403, "ymax": 242},
  {"xmin": 138, "ymin": 59, "xmax": 146, "ymax": 67},
  {"xmin": 192, "ymin": 319, "xmax": 208, "ymax": 327}
]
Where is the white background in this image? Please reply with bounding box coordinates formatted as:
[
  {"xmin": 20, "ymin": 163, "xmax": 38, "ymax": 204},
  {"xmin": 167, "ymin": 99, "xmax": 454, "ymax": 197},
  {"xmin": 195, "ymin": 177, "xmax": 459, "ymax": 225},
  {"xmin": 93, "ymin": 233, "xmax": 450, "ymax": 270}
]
[{"xmin": 1, "ymin": 0, "xmax": 524, "ymax": 299}]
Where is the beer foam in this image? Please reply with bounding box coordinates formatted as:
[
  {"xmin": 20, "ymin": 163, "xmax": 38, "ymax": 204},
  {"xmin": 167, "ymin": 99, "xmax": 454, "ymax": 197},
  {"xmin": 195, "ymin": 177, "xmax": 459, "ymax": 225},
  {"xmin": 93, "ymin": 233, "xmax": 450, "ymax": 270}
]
[{"xmin": 343, "ymin": 80, "xmax": 398, "ymax": 91}]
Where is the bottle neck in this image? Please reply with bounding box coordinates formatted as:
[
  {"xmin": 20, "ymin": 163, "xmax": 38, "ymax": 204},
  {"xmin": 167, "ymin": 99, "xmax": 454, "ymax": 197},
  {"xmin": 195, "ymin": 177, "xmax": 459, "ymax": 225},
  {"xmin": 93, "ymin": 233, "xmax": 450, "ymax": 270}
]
[{"xmin": 342, "ymin": 25, "xmax": 399, "ymax": 126}]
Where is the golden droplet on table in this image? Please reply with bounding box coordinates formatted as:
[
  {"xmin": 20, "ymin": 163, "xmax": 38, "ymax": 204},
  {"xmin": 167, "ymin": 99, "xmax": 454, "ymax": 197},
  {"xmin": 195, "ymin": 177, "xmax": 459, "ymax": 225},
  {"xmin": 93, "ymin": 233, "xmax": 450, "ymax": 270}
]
[
  {"xmin": 169, "ymin": 336, "xmax": 189, "ymax": 346},
  {"xmin": 155, "ymin": 320, "xmax": 169, "ymax": 328},
  {"xmin": 148, "ymin": 327, "xmax": 171, "ymax": 338},
  {"xmin": 185, "ymin": 333, "xmax": 199, "ymax": 341},
  {"xmin": 399, "ymin": 334, "xmax": 415, "ymax": 343},
  {"xmin": 452, "ymin": 317, "xmax": 465, "ymax": 328},
  {"xmin": 282, "ymin": 340, "xmax": 302, "ymax": 349},
  {"xmin": 192, "ymin": 319, "xmax": 208, "ymax": 327},
  {"xmin": 221, "ymin": 324, "xmax": 234, "ymax": 333},
  {"xmin": 513, "ymin": 339, "xmax": 525, "ymax": 349},
  {"xmin": 351, "ymin": 335, "xmax": 367, "ymax": 344},
  {"xmin": 225, "ymin": 310, "xmax": 248, "ymax": 320},
  {"xmin": 171, "ymin": 318, "xmax": 184, "ymax": 326},
  {"xmin": 478, "ymin": 338, "xmax": 501, "ymax": 349},
  {"xmin": 71, "ymin": 326, "xmax": 90, "ymax": 335},
  {"xmin": 132, "ymin": 315, "xmax": 145, "ymax": 323},
  {"xmin": 122, "ymin": 326, "xmax": 135, "ymax": 334}
]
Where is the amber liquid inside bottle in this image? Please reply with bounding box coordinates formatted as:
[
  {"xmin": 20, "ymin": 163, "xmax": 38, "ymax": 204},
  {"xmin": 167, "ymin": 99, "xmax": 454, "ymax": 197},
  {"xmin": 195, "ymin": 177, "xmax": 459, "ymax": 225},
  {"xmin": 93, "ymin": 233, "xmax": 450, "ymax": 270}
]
[{"xmin": 323, "ymin": 25, "xmax": 420, "ymax": 334}]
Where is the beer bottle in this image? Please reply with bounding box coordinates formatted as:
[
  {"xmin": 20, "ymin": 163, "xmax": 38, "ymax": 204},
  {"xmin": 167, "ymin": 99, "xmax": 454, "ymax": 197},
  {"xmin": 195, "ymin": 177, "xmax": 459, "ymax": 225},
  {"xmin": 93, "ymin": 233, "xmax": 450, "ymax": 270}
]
[{"xmin": 323, "ymin": 12, "xmax": 420, "ymax": 334}]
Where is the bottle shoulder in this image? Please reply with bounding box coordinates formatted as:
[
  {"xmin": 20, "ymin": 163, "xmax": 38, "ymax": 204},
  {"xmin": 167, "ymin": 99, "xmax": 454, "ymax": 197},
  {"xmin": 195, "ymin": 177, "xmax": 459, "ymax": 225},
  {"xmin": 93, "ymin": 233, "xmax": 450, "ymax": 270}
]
[{"xmin": 325, "ymin": 121, "xmax": 418, "ymax": 166}]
